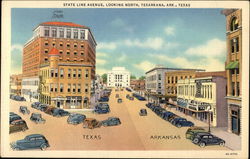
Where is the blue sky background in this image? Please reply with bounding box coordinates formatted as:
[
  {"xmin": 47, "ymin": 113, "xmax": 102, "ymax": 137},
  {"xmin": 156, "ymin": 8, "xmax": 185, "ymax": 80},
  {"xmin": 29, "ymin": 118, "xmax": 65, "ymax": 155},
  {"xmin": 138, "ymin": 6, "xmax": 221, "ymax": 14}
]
[{"xmin": 11, "ymin": 8, "xmax": 227, "ymax": 78}]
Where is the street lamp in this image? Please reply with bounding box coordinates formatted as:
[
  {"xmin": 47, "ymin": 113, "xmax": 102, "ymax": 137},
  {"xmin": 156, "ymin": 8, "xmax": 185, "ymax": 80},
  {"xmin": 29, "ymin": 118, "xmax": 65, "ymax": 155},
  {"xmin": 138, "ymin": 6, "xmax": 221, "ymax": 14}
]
[{"xmin": 207, "ymin": 105, "xmax": 212, "ymax": 133}]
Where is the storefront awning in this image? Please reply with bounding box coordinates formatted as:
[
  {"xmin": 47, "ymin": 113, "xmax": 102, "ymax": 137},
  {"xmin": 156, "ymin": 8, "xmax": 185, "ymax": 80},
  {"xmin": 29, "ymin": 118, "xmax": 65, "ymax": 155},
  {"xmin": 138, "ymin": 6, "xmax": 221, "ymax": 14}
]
[{"xmin": 226, "ymin": 61, "xmax": 239, "ymax": 69}]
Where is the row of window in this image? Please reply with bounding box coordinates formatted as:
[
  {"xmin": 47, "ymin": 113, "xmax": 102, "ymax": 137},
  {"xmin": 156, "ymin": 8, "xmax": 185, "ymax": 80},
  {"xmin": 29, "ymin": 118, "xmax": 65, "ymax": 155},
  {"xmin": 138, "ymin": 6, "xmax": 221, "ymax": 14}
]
[
  {"xmin": 22, "ymin": 80, "xmax": 39, "ymax": 86},
  {"xmin": 44, "ymin": 27, "xmax": 85, "ymax": 39},
  {"xmin": 166, "ymin": 75, "xmax": 193, "ymax": 84},
  {"xmin": 45, "ymin": 83, "xmax": 89, "ymax": 93},
  {"xmin": 41, "ymin": 68, "xmax": 89, "ymax": 79},
  {"xmin": 178, "ymin": 84, "xmax": 213, "ymax": 99},
  {"xmin": 44, "ymin": 49, "xmax": 84, "ymax": 56},
  {"xmin": 44, "ymin": 41, "xmax": 85, "ymax": 48}
]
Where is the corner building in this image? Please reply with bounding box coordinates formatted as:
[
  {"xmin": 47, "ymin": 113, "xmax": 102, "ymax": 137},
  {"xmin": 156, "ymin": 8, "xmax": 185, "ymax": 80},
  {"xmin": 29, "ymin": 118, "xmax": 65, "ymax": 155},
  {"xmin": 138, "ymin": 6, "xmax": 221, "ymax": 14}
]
[
  {"xmin": 222, "ymin": 9, "xmax": 242, "ymax": 135},
  {"xmin": 22, "ymin": 21, "xmax": 97, "ymax": 101},
  {"xmin": 39, "ymin": 48, "xmax": 92, "ymax": 109}
]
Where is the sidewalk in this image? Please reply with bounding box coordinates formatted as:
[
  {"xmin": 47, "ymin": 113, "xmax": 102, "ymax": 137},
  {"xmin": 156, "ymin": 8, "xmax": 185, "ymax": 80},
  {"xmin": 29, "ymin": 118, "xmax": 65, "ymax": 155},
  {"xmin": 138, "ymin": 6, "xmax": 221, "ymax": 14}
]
[{"xmin": 165, "ymin": 106, "xmax": 241, "ymax": 150}]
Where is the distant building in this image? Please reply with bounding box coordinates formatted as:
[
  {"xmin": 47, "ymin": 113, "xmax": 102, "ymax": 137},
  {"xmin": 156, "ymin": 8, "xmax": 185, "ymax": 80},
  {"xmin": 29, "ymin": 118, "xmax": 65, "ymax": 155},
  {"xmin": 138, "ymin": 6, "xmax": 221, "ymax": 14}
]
[
  {"xmin": 39, "ymin": 48, "xmax": 92, "ymax": 109},
  {"xmin": 176, "ymin": 71, "xmax": 227, "ymax": 127},
  {"xmin": 107, "ymin": 67, "xmax": 130, "ymax": 88},
  {"xmin": 130, "ymin": 79, "xmax": 145, "ymax": 96},
  {"xmin": 10, "ymin": 74, "xmax": 23, "ymax": 96},
  {"xmin": 222, "ymin": 9, "xmax": 242, "ymax": 135}
]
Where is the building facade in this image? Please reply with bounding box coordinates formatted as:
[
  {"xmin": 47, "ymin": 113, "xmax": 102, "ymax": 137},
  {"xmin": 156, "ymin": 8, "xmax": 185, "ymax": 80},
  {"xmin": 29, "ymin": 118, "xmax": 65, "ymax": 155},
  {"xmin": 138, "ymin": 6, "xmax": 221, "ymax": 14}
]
[
  {"xmin": 10, "ymin": 74, "xmax": 22, "ymax": 96},
  {"xmin": 176, "ymin": 71, "xmax": 227, "ymax": 127},
  {"xmin": 107, "ymin": 67, "xmax": 130, "ymax": 88},
  {"xmin": 22, "ymin": 21, "xmax": 97, "ymax": 101},
  {"xmin": 39, "ymin": 48, "xmax": 92, "ymax": 109},
  {"xmin": 222, "ymin": 9, "xmax": 242, "ymax": 135},
  {"xmin": 130, "ymin": 79, "xmax": 145, "ymax": 96}
]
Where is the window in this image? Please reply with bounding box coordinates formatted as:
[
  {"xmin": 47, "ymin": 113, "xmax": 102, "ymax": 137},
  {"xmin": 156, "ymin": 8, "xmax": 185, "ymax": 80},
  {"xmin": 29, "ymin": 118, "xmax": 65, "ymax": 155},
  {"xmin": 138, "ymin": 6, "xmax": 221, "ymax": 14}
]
[
  {"xmin": 50, "ymin": 83, "xmax": 53, "ymax": 92},
  {"xmin": 66, "ymin": 51, "xmax": 70, "ymax": 55},
  {"xmin": 74, "ymin": 51, "xmax": 77, "ymax": 55},
  {"xmin": 81, "ymin": 52, "xmax": 84, "ymax": 56},
  {"xmin": 85, "ymin": 69, "xmax": 89, "ymax": 78},
  {"xmin": 73, "ymin": 29, "xmax": 78, "ymax": 39},
  {"xmin": 59, "ymin": 28, "xmax": 64, "ymax": 38},
  {"xmin": 78, "ymin": 69, "xmax": 82, "ymax": 78},
  {"xmin": 81, "ymin": 44, "xmax": 84, "ymax": 48},
  {"xmin": 73, "ymin": 69, "xmax": 76, "ymax": 78},
  {"xmin": 85, "ymin": 84, "xmax": 88, "ymax": 93},
  {"xmin": 231, "ymin": 37, "xmax": 239, "ymax": 53},
  {"xmin": 80, "ymin": 30, "xmax": 85, "ymax": 39},
  {"xmin": 158, "ymin": 74, "xmax": 161, "ymax": 80},
  {"xmin": 54, "ymin": 84, "xmax": 58, "ymax": 92},
  {"xmin": 236, "ymin": 37, "xmax": 239, "ymax": 52},
  {"xmin": 52, "ymin": 28, "xmax": 57, "ymax": 37},
  {"xmin": 44, "ymin": 27, "xmax": 50, "ymax": 37},
  {"xmin": 60, "ymin": 84, "xmax": 63, "ymax": 92},
  {"xmin": 60, "ymin": 69, "xmax": 64, "ymax": 78},
  {"xmin": 67, "ymin": 43, "xmax": 70, "ymax": 47},
  {"xmin": 74, "ymin": 43, "xmax": 77, "ymax": 48},
  {"xmin": 44, "ymin": 41, "xmax": 49, "ymax": 46},
  {"xmin": 44, "ymin": 49, "xmax": 48, "ymax": 53},
  {"xmin": 59, "ymin": 42, "xmax": 63, "ymax": 47},
  {"xmin": 59, "ymin": 50, "xmax": 63, "ymax": 54},
  {"xmin": 230, "ymin": 17, "xmax": 239, "ymax": 31},
  {"xmin": 78, "ymin": 84, "xmax": 81, "ymax": 93},
  {"xmin": 68, "ymin": 69, "xmax": 71, "ymax": 78},
  {"xmin": 44, "ymin": 58, "xmax": 48, "ymax": 62},
  {"xmin": 68, "ymin": 84, "xmax": 71, "ymax": 92},
  {"xmin": 236, "ymin": 68, "xmax": 239, "ymax": 75},
  {"xmin": 73, "ymin": 84, "xmax": 76, "ymax": 93},
  {"xmin": 66, "ymin": 29, "xmax": 71, "ymax": 38},
  {"xmin": 232, "ymin": 82, "xmax": 235, "ymax": 96},
  {"xmin": 236, "ymin": 82, "xmax": 240, "ymax": 96},
  {"xmin": 55, "ymin": 69, "xmax": 58, "ymax": 77},
  {"xmin": 51, "ymin": 69, "xmax": 54, "ymax": 77}
]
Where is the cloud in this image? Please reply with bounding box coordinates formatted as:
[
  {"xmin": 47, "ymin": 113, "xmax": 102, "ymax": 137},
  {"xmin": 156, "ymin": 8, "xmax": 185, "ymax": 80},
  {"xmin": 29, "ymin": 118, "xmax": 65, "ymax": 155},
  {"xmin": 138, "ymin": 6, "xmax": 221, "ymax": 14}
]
[
  {"xmin": 124, "ymin": 37, "xmax": 164, "ymax": 50},
  {"xmin": 11, "ymin": 44, "xmax": 23, "ymax": 74},
  {"xmin": 110, "ymin": 18, "xmax": 126, "ymax": 27},
  {"xmin": 97, "ymin": 42, "xmax": 117, "ymax": 50},
  {"xmin": 133, "ymin": 60, "xmax": 155, "ymax": 72},
  {"xmin": 96, "ymin": 59, "xmax": 107, "ymax": 65},
  {"xmin": 96, "ymin": 68, "xmax": 109, "ymax": 75},
  {"xmin": 110, "ymin": 18, "xmax": 134, "ymax": 33},
  {"xmin": 117, "ymin": 53, "xmax": 127, "ymax": 62},
  {"xmin": 185, "ymin": 38, "xmax": 226, "ymax": 57},
  {"xmin": 96, "ymin": 52, "xmax": 108, "ymax": 57},
  {"xmin": 164, "ymin": 26, "xmax": 175, "ymax": 36}
]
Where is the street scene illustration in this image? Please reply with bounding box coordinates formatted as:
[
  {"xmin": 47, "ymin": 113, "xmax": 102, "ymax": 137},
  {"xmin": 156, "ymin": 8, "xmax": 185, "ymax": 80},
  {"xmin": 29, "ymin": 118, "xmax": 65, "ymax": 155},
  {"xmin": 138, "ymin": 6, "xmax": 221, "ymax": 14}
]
[{"xmin": 9, "ymin": 8, "xmax": 242, "ymax": 151}]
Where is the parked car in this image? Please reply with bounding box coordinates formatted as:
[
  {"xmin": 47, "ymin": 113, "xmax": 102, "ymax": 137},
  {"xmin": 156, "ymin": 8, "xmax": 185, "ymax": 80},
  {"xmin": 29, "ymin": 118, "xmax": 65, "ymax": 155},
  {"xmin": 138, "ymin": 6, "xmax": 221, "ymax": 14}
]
[
  {"xmin": 44, "ymin": 106, "xmax": 56, "ymax": 115},
  {"xmin": 38, "ymin": 104, "xmax": 49, "ymax": 112},
  {"xmin": 10, "ymin": 114, "xmax": 22, "ymax": 124},
  {"xmin": 98, "ymin": 96, "xmax": 109, "ymax": 102},
  {"xmin": 10, "ymin": 112, "xmax": 18, "ymax": 116},
  {"xmin": 102, "ymin": 117, "xmax": 121, "ymax": 127},
  {"xmin": 31, "ymin": 102, "xmax": 41, "ymax": 109},
  {"xmin": 117, "ymin": 98, "xmax": 122, "ymax": 103},
  {"xmin": 139, "ymin": 109, "xmax": 147, "ymax": 116},
  {"xmin": 192, "ymin": 132, "xmax": 225, "ymax": 147},
  {"xmin": 186, "ymin": 127, "xmax": 206, "ymax": 140},
  {"xmin": 172, "ymin": 118, "xmax": 194, "ymax": 128},
  {"xmin": 116, "ymin": 94, "xmax": 119, "ymax": 98},
  {"xmin": 129, "ymin": 96, "xmax": 134, "ymax": 100},
  {"xmin": 30, "ymin": 113, "xmax": 46, "ymax": 124},
  {"xmin": 10, "ymin": 134, "xmax": 50, "ymax": 150},
  {"xmin": 93, "ymin": 104, "xmax": 110, "ymax": 114},
  {"xmin": 12, "ymin": 96, "xmax": 26, "ymax": 101},
  {"xmin": 168, "ymin": 115, "xmax": 180, "ymax": 122},
  {"xmin": 19, "ymin": 106, "xmax": 30, "ymax": 115},
  {"xmin": 9, "ymin": 119, "xmax": 28, "ymax": 133},
  {"xmin": 137, "ymin": 96, "xmax": 146, "ymax": 101},
  {"xmin": 161, "ymin": 111, "xmax": 175, "ymax": 120},
  {"xmin": 52, "ymin": 108, "xmax": 70, "ymax": 117},
  {"xmin": 67, "ymin": 113, "xmax": 86, "ymax": 125},
  {"xmin": 83, "ymin": 118, "xmax": 102, "ymax": 129}
]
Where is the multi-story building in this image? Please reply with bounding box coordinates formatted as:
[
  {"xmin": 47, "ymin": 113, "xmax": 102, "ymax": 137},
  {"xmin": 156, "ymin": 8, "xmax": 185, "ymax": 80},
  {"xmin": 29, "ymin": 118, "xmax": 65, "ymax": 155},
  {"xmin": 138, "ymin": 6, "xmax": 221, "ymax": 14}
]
[
  {"xmin": 130, "ymin": 79, "xmax": 145, "ymax": 96},
  {"xmin": 107, "ymin": 67, "xmax": 130, "ymax": 88},
  {"xmin": 176, "ymin": 71, "xmax": 227, "ymax": 127},
  {"xmin": 222, "ymin": 9, "xmax": 242, "ymax": 135},
  {"xmin": 39, "ymin": 48, "xmax": 92, "ymax": 109},
  {"xmin": 145, "ymin": 65, "xmax": 203, "ymax": 104},
  {"xmin": 22, "ymin": 21, "xmax": 97, "ymax": 101},
  {"xmin": 10, "ymin": 74, "xmax": 22, "ymax": 96}
]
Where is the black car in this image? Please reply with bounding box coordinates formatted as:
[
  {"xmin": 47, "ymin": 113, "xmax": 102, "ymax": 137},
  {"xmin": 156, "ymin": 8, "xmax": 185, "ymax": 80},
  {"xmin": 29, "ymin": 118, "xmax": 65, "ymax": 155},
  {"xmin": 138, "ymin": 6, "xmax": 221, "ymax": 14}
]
[
  {"xmin": 171, "ymin": 118, "xmax": 194, "ymax": 128},
  {"xmin": 13, "ymin": 96, "xmax": 26, "ymax": 101},
  {"xmin": 98, "ymin": 96, "xmax": 109, "ymax": 102},
  {"xmin": 52, "ymin": 108, "xmax": 70, "ymax": 117},
  {"xmin": 19, "ymin": 106, "xmax": 30, "ymax": 115},
  {"xmin": 161, "ymin": 111, "xmax": 175, "ymax": 120},
  {"xmin": 10, "ymin": 134, "xmax": 50, "ymax": 150},
  {"xmin": 38, "ymin": 104, "xmax": 49, "ymax": 112},
  {"xmin": 192, "ymin": 132, "xmax": 225, "ymax": 147},
  {"xmin": 10, "ymin": 114, "xmax": 22, "ymax": 124},
  {"xmin": 102, "ymin": 117, "xmax": 121, "ymax": 127},
  {"xmin": 30, "ymin": 113, "xmax": 46, "ymax": 124},
  {"xmin": 67, "ymin": 113, "xmax": 86, "ymax": 125},
  {"xmin": 139, "ymin": 109, "xmax": 147, "ymax": 116},
  {"xmin": 31, "ymin": 102, "xmax": 41, "ymax": 109},
  {"xmin": 117, "ymin": 98, "xmax": 122, "ymax": 103}
]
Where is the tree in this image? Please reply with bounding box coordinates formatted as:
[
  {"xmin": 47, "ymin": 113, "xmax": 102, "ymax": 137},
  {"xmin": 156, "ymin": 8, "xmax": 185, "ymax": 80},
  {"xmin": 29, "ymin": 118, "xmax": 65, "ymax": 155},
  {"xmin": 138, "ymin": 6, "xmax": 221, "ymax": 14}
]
[
  {"xmin": 139, "ymin": 76, "xmax": 146, "ymax": 80},
  {"xmin": 102, "ymin": 73, "xmax": 107, "ymax": 83},
  {"xmin": 130, "ymin": 75, "xmax": 136, "ymax": 79}
]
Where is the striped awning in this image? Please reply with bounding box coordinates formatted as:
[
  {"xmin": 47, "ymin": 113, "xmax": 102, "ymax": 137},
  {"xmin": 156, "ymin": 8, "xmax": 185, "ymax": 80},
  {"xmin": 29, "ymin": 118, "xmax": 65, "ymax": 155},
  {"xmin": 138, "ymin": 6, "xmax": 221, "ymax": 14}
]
[{"xmin": 226, "ymin": 61, "xmax": 239, "ymax": 69}]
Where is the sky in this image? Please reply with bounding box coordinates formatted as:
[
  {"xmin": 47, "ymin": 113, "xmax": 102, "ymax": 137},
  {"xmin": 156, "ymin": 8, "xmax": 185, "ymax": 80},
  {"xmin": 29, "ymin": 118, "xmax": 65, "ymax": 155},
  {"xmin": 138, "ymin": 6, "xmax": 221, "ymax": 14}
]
[{"xmin": 11, "ymin": 8, "xmax": 227, "ymax": 78}]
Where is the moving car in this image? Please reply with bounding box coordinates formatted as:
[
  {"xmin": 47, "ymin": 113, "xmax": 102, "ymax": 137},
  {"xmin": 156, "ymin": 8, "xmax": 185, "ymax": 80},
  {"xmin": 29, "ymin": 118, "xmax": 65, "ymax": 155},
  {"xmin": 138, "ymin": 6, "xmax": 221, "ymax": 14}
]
[
  {"xmin": 30, "ymin": 113, "xmax": 46, "ymax": 124},
  {"xmin": 186, "ymin": 127, "xmax": 207, "ymax": 140},
  {"xmin": 9, "ymin": 119, "xmax": 28, "ymax": 133},
  {"xmin": 139, "ymin": 109, "xmax": 147, "ymax": 116},
  {"xmin": 10, "ymin": 134, "xmax": 50, "ymax": 150},
  {"xmin": 19, "ymin": 106, "xmax": 30, "ymax": 115},
  {"xmin": 192, "ymin": 132, "xmax": 225, "ymax": 147},
  {"xmin": 83, "ymin": 118, "xmax": 102, "ymax": 129},
  {"xmin": 67, "ymin": 113, "xmax": 86, "ymax": 125},
  {"xmin": 52, "ymin": 108, "xmax": 70, "ymax": 117},
  {"xmin": 172, "ymin": 118, "xmax": 194, "ymax": 128},
  {"xmin": 117, "ymin": 98, "xmax": 122, "ymax": 103},
  {"xmin": 102, "ymin": 117, "xmax": 121, "ymax": 127}
]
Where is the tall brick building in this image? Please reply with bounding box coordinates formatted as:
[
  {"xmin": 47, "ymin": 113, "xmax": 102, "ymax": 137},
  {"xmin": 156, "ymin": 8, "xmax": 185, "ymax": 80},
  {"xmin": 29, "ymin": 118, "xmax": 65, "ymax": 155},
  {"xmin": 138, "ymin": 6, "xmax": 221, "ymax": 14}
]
[{"xmin": 22, "ymin": 21, "xmax": 97, "ymax": 101}]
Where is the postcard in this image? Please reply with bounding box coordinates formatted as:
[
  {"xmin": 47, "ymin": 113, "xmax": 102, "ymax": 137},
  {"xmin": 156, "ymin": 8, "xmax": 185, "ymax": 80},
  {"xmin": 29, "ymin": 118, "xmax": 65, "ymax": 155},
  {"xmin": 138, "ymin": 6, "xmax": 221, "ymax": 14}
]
[{"xmin": 1, "ymin": 0, "xmax": 249, "ymax": 158}]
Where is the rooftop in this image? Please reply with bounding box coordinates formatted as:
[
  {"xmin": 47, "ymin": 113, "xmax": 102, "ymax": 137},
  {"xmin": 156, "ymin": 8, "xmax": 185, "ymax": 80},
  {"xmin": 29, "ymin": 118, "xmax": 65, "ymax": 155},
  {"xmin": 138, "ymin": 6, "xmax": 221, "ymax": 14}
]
[{"xmin": 40, "ymin": 21, "xmax": 89, "ymax": 29}]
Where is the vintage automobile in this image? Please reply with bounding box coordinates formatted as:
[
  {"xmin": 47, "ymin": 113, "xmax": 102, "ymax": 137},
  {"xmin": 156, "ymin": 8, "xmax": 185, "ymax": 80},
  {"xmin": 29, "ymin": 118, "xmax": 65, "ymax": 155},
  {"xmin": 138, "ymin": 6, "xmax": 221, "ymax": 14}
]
[
  {"xmin": 160, "ymin": 111, "xmax": 174, "ymax": 120},
  {"xmin": 137, "ymin": 96, "xmax": 146, "ymax": 101},
  {"xmin": 93, "ymin": 104, "xmax": 110, "ymax": 114},
  {"xmin": 9, "ymin": 119, "xmax": 28, "ymax": 133},
  {"xmin": 102, "ymin": 117, "xmax": 121, "ymax": 127},
  {"xmin": 10, "ymin": 112, "xmax": 18, "ymax": 116},
  {"xmin": 172, "ymin": 118, "xmax": 194, "ymax": 128},
  {"xmin": 186, "ymin": 127, "xmax": 207, "ymax": 140},
  {"xmin": 38, "ymin": 104, "xmax": 49, "ymax": 112},
  {"xmin": 168, "ymin": 115, "xmax": 180, "ymax": 122},
  {"xmin": 30, "ymin": 113, "xmax": 46, "ymax": 124},
  {"xmin": 117, "ymin": 98, "xmax": 122, "ymax": 103},
  {"xmin": 139, "ymin": 109, "xmax": 147, "ymax": 116},
  {"xmin": 19, "ymin": 106, "xmax": 30, "ymax": 115},
  {"xmin": 13, "ymin": 96, "xmax": 26, "ymax": 101},
  {"xmin": 10, "ymin": 134, "xmax": 50, "ymax": 150},
  {"xmin": 67, "ymin": 113, "xmax": 86, "ymax": 125},
  {"xmin": 9, "ymin": 114, "xmax": 22, "ymax": 124},
  {"xmin": 31, "ymin": 102, "xmax": 41, "ymax": 109},
  {"xmin": 192, "ymin": 132, "xmax": 225, "ymax": 147},
  {"xmin": 52, "ymin": 108, "xmax": 70, "ymax": 117},
  {"xmin": 44, "ymin": 106, "xmax": 57, "ymax": 115},
  {"xmin": 98, "ymin": 96, "xmax": 109, "ymax": 102},
  {"xmin": 83, "ymin": 118, "xmax": 102, "ymax": 129}
]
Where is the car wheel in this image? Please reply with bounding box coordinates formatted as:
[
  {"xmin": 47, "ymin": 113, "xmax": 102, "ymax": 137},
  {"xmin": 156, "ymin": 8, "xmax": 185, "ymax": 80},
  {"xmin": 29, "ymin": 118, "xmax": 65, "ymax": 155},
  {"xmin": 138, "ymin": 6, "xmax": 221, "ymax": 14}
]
[
  {"xmin": 177, "ymin": 124, "xmax": 181, "ymax": 128},
  {"xmin": 22, "ymin": 127, "xmax": 26, "ymax": 132},
  {"xmin": 40, "ymin": 144, "xmax": 47, "ymax": 150},
  {"xmin": 219, "ymin": 142, "xmax": 225, "ymax": 147},
  {"xmin": 13, "ymin": 147, "xmax": 20, "ymax": 151},
  {"xmin": 199, "ymin": 142, "xmax": 206, "ymax": 148},
  {"xmin": 193, "ymin": 138, "xmax": 199, "ymax": 144}
]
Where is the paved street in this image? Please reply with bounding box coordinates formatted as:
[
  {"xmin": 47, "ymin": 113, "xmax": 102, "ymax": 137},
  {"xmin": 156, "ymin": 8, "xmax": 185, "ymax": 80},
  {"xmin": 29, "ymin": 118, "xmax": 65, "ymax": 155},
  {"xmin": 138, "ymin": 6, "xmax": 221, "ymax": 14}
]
[{"xmin": 9, "ymin": 89, "xmax": 229, "ymax": 150}]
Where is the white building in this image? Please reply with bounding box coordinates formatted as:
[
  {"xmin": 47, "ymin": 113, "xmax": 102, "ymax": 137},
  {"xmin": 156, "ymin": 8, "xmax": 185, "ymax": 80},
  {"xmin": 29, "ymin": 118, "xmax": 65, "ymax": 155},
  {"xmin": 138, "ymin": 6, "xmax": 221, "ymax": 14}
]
[
  {"xmin": 21, "ymin": 76, "xmax": 39, "ymax": 102},
  {"xmin": 107, "ymin": 67, "xmax": 130, "ymax": 88}
]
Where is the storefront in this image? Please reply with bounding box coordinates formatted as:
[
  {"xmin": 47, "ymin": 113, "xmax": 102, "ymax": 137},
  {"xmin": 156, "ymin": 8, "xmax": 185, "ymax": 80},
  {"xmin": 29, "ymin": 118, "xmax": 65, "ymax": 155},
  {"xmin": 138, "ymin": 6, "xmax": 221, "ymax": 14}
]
[{"xmin": 229, "ymin": 104, "xmax": 240, "ymax": 135}]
